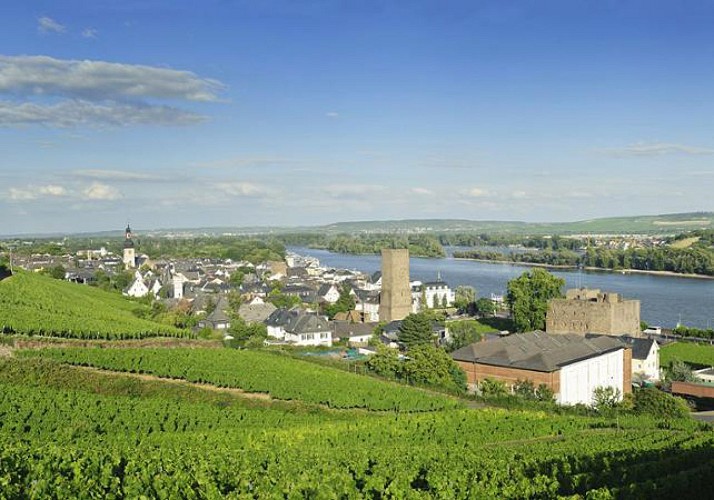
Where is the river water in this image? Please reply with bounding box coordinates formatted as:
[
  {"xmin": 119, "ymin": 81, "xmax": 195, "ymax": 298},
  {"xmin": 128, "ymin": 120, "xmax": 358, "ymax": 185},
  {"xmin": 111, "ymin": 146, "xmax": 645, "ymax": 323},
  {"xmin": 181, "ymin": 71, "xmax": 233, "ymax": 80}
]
[{"xmin": 289, "ymin": 247, "xmax": 714, "ymax": 329}]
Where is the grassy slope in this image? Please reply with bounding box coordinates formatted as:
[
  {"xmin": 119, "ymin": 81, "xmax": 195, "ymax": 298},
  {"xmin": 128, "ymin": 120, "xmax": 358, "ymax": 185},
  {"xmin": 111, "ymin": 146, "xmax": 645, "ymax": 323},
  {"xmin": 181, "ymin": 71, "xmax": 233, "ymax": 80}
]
[
  {"xmin": 0, "ymin": 271, "xmax": 187, "ymax": 338},
  {"xmin": 1, "ymin": 355, "xmax": 711, "ymax": 498},
  {"xmin": 661, "ymin": 342, "xmax": 714, "ymax": 368}
]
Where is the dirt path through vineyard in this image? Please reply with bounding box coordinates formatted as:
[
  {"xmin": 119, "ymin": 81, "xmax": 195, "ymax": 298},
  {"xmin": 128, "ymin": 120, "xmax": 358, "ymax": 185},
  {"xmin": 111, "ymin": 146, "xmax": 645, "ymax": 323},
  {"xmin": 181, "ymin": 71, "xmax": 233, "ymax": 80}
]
[{"xmin": 74, "ymin": 365, "xmax": 274, "ymax": 401}]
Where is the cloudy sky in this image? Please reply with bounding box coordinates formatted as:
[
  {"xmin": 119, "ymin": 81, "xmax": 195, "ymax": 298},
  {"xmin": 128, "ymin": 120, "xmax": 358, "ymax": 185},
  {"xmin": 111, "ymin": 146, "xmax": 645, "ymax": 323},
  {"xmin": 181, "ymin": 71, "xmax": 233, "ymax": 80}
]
[{"xmin": 2, "ymin": 1, "xmax": 714, "ymax": 234}]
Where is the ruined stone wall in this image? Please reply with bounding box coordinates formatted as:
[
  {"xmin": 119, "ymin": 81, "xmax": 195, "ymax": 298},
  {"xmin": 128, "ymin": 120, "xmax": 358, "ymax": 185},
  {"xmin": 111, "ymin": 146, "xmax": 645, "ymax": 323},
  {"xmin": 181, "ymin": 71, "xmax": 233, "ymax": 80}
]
[{"xmin": 546, "ymin": 290, "xmax": 640, "ymax": 336}]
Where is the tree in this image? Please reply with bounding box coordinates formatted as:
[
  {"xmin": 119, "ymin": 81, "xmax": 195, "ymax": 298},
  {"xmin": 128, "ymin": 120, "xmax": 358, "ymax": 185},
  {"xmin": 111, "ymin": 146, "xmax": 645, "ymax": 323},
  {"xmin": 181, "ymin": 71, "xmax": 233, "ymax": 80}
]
[
  {"xmin": 665, "ymin": 359, "xmax": 697, "ymax": 383},
  {"xmin": 323, "ymin": 285, "xmax": 356, "ymax": 319},
  {"xmin": 474, "ymin": 298, "xmax": 497, "ymax": 318},
  {"xmin": 432, "ymin": 294, "xmax": 439, "ymax": 309},
  {"xmin": 592, "ymin": 386, "xmax": 621, "ymax": 411},
  {"xmin": 397, "ymin": 312, "xmax": 434, "ymax": 349},
  {"xmin": 454, "ymin": 285, "xmax": 476, "ymax": 314},
  {"xmin": 44, "ymin": 265, "xmax": 66, "ymax": 280},
  {"xmin": 366, "ymin": 344, "xmax": 401, "ymax": 378},
  {"xmin": 402, "ymin": 345, "xmax": 466, "ymax": 392},
  {"xmin": 445, "ymin": 320, "xmax": 483, "ymax": 352},
  {"xmin": 506, "ymin": 268, "xmax": 564, "ymax": 332}
]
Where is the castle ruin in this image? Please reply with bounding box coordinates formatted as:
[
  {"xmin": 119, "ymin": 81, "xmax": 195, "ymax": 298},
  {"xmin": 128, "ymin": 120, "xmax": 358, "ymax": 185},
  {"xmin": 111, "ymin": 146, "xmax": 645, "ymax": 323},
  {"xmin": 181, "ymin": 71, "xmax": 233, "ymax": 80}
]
[{"xmin": 546, "ymin": 288, "xmax": 641, "ymax": 337}]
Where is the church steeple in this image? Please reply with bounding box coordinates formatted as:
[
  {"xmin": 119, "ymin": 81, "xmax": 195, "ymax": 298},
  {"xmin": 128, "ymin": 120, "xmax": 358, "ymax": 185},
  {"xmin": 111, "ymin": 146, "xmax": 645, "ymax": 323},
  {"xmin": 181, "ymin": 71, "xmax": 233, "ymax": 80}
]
[{"xmin": 123, "ymin": 223, "xmax": 136, "ymax": 269}]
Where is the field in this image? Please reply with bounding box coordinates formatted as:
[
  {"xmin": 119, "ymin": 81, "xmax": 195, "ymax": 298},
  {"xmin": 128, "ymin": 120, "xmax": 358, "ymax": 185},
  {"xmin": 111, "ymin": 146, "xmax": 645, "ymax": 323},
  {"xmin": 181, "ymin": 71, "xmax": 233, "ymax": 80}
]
[
  {"xmin": 2, "ymin": 346, "xmax": 713, "ymax": 498},
  {"xmin": 661, "ymin": 342, "xmax": 714, "ymax": 368},
  {"xmin": 22, "ymin": 347, "xmax": 458, "ymax": 411},
  {"xmin": 0, "ymin": 271, "xmax": 189, "ymax": 339}
]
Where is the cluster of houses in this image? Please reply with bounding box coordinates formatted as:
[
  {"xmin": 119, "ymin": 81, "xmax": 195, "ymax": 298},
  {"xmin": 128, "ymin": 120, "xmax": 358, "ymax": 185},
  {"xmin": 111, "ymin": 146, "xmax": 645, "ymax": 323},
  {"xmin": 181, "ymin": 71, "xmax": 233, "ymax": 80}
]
[{"xmin": 10, "ymin": 231, "xmax": 666, "ymax": 408}]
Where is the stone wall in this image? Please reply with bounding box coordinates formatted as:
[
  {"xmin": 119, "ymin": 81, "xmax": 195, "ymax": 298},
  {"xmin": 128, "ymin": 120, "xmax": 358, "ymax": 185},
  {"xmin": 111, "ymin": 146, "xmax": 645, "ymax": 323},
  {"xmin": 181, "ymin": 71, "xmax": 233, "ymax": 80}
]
[{"xmin": 546, "ymin": 288, "xmax": 641, "ymax": 336}]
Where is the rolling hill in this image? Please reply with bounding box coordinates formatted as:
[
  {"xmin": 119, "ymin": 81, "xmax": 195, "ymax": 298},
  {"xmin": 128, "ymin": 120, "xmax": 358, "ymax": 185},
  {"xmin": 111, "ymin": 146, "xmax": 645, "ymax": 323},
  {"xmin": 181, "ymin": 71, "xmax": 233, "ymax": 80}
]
[{"xmin": 0, "ymin": 271, "xmax": 189, "ymax": 339}]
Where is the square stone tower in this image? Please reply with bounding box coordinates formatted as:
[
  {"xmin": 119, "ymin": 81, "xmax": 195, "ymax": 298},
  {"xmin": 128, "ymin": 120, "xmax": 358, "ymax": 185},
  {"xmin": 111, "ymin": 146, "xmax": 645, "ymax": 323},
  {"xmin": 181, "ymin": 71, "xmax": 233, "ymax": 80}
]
[
  {"xmin": 546, "ymin": 288, "xmax": 641, "ymax": 337},
  {"xmin": 379, "ymin": 249, "xmax": 412, "ymax": 322}
]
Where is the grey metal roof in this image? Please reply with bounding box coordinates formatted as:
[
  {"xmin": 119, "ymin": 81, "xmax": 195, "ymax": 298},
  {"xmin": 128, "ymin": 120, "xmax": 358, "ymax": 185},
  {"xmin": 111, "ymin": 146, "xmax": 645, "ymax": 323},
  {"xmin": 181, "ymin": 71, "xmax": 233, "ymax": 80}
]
[{"xmin": 451, "ymin": 331, "xmax": 626, "ymax": 372}]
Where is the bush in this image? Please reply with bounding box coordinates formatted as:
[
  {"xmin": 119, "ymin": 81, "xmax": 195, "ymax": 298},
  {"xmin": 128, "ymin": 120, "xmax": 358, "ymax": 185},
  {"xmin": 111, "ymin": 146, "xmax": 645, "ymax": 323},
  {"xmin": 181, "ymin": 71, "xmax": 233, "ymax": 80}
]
[
  {"xmin": 479, "ymin": 378, "xmax": 508, "ymax": 397},
  {"xmin": 592, "ymin": 386, "xmax": 621, "ymax": 411},
  {"xmin": 632, "ymin": 387, "xmax": 690, "ymax": 419}
]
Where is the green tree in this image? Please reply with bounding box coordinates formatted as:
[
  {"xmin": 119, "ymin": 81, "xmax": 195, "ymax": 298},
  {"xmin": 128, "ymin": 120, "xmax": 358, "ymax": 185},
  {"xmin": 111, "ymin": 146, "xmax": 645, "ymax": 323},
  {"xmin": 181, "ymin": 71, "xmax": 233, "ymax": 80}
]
[
  {"xmin": 475, "ymin": 297, "xmax": 497, "ymax": 318},
  {"xmin": 44, "ymin": 264, "xmax": 66, "ymax": 280},
  {"xmin": 445, "ymin": 320, "xmax": 483, "ymax": 352},
  {"xmin": 454, "ymin": 285, "xmax": 476, "ymax": 314},
  {"xmin": 402, "ymin": 345, "xmax": 466, "ymax": 392},
  {"xmin": 665, "ymin": 359, "xmax": 697, "ymax": 383},
  {"xmin": 323, "ymin": 286, "xmax": 356, "ymax": 319},
  {"xmin": 506, "ymin": 268, "xmax": 565, "ymax": 332},
  {"xmin": 398, "ymin": 312, "xmax": 434, "ymax": 349},
  {"xmin": 365, "ymin": 344, "xmax": 401, "ymax": 378},
  {"xmin": 592, "ymin": 386, "xmax": 621, "ymax": 411}
]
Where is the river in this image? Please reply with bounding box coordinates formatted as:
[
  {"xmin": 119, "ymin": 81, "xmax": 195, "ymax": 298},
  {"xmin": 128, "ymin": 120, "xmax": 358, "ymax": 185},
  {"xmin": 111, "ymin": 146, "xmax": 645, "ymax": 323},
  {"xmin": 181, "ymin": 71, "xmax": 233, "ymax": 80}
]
[{"xmin": 289, "ymin": 247, "xmax": 714, "ymax": 329}]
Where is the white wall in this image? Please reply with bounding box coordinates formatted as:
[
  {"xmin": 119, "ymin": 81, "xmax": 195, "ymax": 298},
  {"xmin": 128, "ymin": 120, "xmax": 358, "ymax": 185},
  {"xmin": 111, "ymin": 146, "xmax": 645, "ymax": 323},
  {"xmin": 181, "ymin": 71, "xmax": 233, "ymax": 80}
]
[{"xmin": 558, "ymin": 349, "xmax": 624, "ymax": 406}]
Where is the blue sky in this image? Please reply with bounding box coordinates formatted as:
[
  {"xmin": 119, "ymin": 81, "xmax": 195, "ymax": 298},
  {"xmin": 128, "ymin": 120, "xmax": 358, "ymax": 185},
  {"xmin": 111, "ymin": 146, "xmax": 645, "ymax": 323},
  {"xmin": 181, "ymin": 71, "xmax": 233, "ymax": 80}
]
[{"xmin": 2, "ymin": 0, "xmax": 714, "ymax": 234}]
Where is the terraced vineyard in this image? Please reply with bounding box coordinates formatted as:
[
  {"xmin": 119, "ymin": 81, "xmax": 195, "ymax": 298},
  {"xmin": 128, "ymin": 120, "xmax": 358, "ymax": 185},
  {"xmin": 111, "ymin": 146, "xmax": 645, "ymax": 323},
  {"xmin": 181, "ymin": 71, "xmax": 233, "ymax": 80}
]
[
  {"xmin": 1, "ymin": 355, "xmax": 712, "ymax": 498},
  {"xmin": 0, "ymin": 271, "xmax": 189, "ymax": 339},
  {"xmin": 23, "ymin": 347, "xmax": 458, "ymax": 411}
]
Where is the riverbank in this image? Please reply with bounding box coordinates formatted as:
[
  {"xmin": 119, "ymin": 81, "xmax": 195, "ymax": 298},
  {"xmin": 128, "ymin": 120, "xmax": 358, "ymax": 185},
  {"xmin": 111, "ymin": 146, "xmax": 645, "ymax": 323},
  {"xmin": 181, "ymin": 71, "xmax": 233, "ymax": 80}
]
[{"xmin": 452, "ymin": 257, "xmax": 714, "ymax": 280}]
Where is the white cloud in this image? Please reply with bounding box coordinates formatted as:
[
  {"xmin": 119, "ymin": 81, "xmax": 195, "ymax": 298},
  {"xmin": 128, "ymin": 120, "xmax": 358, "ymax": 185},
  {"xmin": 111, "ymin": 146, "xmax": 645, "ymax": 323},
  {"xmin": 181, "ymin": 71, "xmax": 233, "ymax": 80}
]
[
  {"xmin": 0, "ymin": 99, "xmax": 204, "ymax": 127},
  {"xmin": 8, "ymin": 184, "xmax": 67, "ymax": 201},
  {"xmin": 81, "ymin": 28, "xmax": 98, "ymax": 39},
  {"xmin": 37, "ymin": 17, "xmax": 66, "ymax": 34},
  {"xmin": 0, "ymin": 55, "xmax": 224, "ymax": 101},
  {"xmin": 194, "ymin": 157, "xmax": 301, "ymax": 169},
  {"xmin": 322, "ymin": 184, "xmax": 386, "ymax": 199},
  {"xmin": 511, "ymin": 190, "xmax": 527, "ymax": 199},
  {"xmin": 72, "ymin": 169, "xmax": 164, "ymax": 182},
  {"xmin": 325, "ymin": 111, "xmax": 339, "ymax": 118},
  {"xmin": 411, "ymin": 187, "xmax": 433, "ymax": 195},
  {"xmin": 463, "ymin": 187, "xmax": 490, "ymax": 198},
  {"xmin": 599, "ymin": 142, "xmax": 714, "ymax": 157},
  {"xmin": 213, "ymin": 181, "xmax": 272, "ymax": 197},
  {"xmin": 83, "ymin": 182, "xmax": 122, "ymax": 200}
]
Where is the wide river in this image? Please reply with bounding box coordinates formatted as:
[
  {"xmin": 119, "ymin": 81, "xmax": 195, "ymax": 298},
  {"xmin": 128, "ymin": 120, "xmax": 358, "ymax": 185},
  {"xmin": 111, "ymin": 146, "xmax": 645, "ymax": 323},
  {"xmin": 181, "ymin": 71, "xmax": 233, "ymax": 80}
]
[{"xmin": 289, "ymin": 247, "xmax": 714, "ymax": 329}]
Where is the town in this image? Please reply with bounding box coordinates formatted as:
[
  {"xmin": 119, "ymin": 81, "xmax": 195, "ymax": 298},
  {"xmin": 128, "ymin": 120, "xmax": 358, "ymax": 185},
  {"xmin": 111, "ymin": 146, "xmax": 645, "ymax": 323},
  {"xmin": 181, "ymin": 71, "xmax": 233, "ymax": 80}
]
[{"xmin": 5, "ymin": 223, "xmax": 712, "ymax": 410}]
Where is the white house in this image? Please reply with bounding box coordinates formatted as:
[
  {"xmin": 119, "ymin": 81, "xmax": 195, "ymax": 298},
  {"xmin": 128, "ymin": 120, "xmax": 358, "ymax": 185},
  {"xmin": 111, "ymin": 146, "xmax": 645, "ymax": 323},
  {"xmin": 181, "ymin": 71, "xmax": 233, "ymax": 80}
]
[
  {"xmin": 264, "ymin": 308, "xmax": 332, "ymax": 346},
  {"xmin": 317, "ymin": 283, "xmax": 341, "ymax": 304},
  {"xmin": 621, "ymin": 337, "xmax": 660, "ymax": 381}
]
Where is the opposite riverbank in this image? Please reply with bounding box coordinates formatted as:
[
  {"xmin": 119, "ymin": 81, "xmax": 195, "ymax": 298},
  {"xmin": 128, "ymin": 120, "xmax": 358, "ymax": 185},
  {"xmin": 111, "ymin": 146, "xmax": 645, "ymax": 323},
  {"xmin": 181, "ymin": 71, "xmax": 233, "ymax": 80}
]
[{"xmin": 452, "ymin": 257, "xmax": 714, "ymax": 280}]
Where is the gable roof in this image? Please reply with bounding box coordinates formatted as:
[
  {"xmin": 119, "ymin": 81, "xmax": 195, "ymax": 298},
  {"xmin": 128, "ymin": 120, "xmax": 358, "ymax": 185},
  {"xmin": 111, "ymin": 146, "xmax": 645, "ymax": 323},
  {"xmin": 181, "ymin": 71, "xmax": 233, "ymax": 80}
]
[
  {"xmin": 451, "ymin": 331, "xmax": 625, "ymax": 373},
  {"xmin": 238, "ymin": 302, "xmax": 277, "ymax": 324},
  {"xmin": 618, "ymin": 336, "xmax": 657, "ymax": 360}
]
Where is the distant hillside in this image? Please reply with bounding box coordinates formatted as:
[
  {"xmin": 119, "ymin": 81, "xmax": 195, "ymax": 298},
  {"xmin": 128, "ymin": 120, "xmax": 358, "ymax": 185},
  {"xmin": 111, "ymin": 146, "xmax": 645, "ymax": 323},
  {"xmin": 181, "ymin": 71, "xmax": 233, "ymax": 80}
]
[
  {"xmin": 0, "ymin": 271, "xmax": 189, "ymax": 339},
  {"xmin": 315, "ymin": 212, "xmax": 714, "ymax": 235},
  {"xmin": 3, "ymin": 211, "xmax": 713, "ymax": 239}
]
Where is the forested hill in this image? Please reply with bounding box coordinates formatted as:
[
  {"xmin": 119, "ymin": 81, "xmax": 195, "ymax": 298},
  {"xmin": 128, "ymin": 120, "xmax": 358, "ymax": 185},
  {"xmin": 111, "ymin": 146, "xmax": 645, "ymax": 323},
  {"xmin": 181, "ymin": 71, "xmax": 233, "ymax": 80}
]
[
  {"xmin": 318, "ymin": 212, "xmax": 714, "ymax": 235},
  {"xmin": 0, "ymin": 271, "xmax": 189, "ymax": 339}
]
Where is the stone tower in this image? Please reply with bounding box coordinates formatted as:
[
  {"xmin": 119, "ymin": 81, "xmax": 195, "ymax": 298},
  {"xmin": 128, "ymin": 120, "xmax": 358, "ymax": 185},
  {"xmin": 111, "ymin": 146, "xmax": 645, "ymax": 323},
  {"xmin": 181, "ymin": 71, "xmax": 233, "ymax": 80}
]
[
  {"xmin": 379, "ymin": 249, "xmax": 411, "ymax": 322},
  {"xmin": 546, "ymin": 288, "xmax": 641, "ymax": 337},
  {"xmin": 123, "ymin": 224, "xmax": 136, "ymax": 270}
]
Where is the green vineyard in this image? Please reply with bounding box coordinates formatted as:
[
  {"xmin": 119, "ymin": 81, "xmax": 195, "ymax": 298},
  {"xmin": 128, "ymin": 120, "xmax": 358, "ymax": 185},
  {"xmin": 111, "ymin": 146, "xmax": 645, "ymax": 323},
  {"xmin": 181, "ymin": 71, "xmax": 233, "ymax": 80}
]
[
  {"xmin": 3, "ymin": 350, "xmax": 713, "ymax": 498},
  {"xmin": 0, "ymin": 271, "xmax": 189, "ymax": 339},
  {"xmin": 23, "ymin": 347, "xmax": 459, "ymax": 411}
]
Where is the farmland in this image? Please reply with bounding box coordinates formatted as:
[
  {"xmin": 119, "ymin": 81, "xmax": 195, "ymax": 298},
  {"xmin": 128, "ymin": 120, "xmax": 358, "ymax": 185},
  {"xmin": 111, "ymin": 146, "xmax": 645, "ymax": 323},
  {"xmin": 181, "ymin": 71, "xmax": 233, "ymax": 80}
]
[
  {"xmin": 0, "ymin": 271, "xmax": 189, "ymax": 339},
  {"xmin": 661, "ymin": 341, "xmax": 714, "ymax": 368},
  {"xmin": 2, "ymin": 347, "xmax": 713, "ymax": 498}
]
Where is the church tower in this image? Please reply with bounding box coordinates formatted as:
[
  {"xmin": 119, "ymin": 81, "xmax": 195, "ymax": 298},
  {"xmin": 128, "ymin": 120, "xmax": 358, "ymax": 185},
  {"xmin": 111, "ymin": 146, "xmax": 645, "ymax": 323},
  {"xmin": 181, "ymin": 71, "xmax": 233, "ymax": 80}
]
[{"xmin": 123, "ymin": 224, "xmax": 136, "ymax": 270}]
